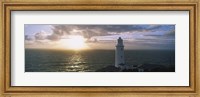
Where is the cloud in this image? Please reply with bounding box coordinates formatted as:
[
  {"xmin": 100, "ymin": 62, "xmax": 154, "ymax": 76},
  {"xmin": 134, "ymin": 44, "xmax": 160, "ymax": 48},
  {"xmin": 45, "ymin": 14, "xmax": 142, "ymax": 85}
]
[
  {"xmin": 34, "ymin": 31, "xmax": 47, "ymax": 40},
  {"xmin": 32, "ymin": 30, "xmax": 62, "ymax": 41},
  {"xmin": 86, "ymin": 38, "xmax": 98, "ymax": 43},
  {"xmin": 28, "ymin": 25, "xmax": 174, "ymax": 42},
  {"xmin": 51, "ymin": 25, "xmax": 109, "ymax": 39},
  {"xmin": 25, "ymin": 35, "xmax": 34, "ymax": 41},
  {"xmin": 164, "ymin": 30, "xmax": 175, "ymax": 36},
  {"xmin": 47, "ymin": 34, "xmax": 61, "ymax": 41},
  {"xmin": 25, "ymin": 24, "xmax": 175, "ymax": 50},
  {"xmin": 48, "ymin": 25, "xmax": 172, "ymax": 41}
]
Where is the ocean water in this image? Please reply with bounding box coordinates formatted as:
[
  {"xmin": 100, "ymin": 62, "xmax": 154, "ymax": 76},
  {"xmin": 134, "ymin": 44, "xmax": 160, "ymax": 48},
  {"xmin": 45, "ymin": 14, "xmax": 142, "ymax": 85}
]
[{"xmin": 25, "ymin": 49, "xmax": 175, "ymax": 72}]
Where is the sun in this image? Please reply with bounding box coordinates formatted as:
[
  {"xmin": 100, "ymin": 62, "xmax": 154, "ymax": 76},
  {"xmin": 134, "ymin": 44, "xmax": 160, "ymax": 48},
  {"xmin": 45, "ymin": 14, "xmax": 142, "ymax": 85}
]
[{"xmin": 61, "ymin": 35, "xmax": 88, "ymax": 50}]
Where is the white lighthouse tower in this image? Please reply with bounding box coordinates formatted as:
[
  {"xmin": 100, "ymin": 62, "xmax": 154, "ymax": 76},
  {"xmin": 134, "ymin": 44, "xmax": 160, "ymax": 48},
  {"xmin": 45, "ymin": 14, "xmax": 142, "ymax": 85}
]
[{"xmin": 115, "ymin": 37, "xmax": 125, "ymax": 68}]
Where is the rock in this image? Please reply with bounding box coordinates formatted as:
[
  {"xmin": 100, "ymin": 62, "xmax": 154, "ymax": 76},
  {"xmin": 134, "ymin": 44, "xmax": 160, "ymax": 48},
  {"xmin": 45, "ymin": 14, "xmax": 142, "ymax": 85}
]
[
  {"xmin": 96, "ymin": 64, "xmax": 175, "ymax": 72},
  {"xmin": 96, "ymin": 65, "xmax": 120, "ymax": 72}
]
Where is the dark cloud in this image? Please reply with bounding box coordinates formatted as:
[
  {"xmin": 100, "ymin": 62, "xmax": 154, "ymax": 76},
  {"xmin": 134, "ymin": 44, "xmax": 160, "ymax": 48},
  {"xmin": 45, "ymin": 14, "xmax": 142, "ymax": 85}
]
[
  {"xmin": 25, "ymin": 24, "xmax": 175, "ymax": 50},
  {"xmin": 48, "ymin": 25, "xmax": 174, "ymax": 41},
  {"xmin": 52, "ymin": 25, "xmax": 72, "ymax": 35},
  {"xmin": 86, "ymin": 38, "xmax": 98, "ymax": 43},
  {"xmin": 164, "ymin": 30, "xmax": 175, "ymax": 36},
  {"xmin": 47, "ymin": 34, "xmax": 60, "ymax": 41},
  {"xmin": 143, "ymin": 30, "xmax": 175, "ymax": 37},
  {"xmin": 51, "ymin": 25, "xmax": 110, "ymax": 39},
  {"xmin": 149, "ymin": 25, "xmax": 175, "ymax": 31},
  {"xmin": 25, "ymin": 35, "xmax": 34, "ymax": 41},
  {"xmin": 32, "ymin": 25, "xmax": 175, "ymax": 43},
  {"xmin": 143, "ymin": 35, "xmax": 163, "ymax": 37},
  {"xmin": 34, "ymin": 31, "xmax": 47, "ymax": 40}
]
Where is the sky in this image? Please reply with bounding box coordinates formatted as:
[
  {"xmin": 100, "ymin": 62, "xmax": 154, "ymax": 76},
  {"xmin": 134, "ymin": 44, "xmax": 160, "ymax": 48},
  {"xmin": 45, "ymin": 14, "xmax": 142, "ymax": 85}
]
[{"xmin": 25, "ymin": 24, "xmax": 175, "ymax": 50}]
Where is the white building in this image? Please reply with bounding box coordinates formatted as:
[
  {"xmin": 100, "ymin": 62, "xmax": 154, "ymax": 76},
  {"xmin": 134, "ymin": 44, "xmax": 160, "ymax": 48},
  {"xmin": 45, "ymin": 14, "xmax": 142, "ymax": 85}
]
[{"xmin": 115, "ymin": 37, "xmax": 125, "ymax": 68}]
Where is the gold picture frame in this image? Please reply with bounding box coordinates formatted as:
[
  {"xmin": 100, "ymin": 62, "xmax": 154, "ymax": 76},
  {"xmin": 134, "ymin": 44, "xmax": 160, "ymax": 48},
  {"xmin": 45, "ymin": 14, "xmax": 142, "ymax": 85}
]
[{"xmin": 0, "ymin": 0, "xmax": 199, "ymax": 97}]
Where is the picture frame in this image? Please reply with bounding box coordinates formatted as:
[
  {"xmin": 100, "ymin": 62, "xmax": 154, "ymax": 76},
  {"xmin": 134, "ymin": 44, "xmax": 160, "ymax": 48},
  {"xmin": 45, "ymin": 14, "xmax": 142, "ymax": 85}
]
[{"xmin": 0, "ymin": 0, "xmax": 199, "ymax": 97}]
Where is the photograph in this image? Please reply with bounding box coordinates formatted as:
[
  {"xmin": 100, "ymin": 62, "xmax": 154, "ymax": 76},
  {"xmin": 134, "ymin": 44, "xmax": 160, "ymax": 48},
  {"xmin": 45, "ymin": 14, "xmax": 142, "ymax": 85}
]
[
  {"xmin": 25, "ymin": 24, "xmax": 175, "ymax": 72},
  {"xmin": 2, "ymin": 0, "xmax": 198, "ymax": 95}
]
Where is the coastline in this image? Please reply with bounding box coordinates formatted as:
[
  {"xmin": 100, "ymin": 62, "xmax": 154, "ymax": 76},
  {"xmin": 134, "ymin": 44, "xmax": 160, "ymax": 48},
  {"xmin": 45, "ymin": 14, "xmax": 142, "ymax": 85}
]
[{"xmin": 96, "ymin": 64, "xmax": 175, "ymax": 72}]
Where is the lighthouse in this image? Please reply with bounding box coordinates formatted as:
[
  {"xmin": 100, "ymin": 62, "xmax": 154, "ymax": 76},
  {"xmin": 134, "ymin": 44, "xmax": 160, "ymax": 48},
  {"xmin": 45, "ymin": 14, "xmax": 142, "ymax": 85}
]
[{"xmin": 115, "ymin": 37, "xmax": 125, "ymax": 68}]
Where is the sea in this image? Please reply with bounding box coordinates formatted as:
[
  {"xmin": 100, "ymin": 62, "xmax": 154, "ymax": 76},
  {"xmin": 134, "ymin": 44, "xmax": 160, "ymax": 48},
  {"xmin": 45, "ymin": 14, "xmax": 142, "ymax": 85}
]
[{"xmin": 25, "ymin": 49, "xmax": 175, "ymax": 72}]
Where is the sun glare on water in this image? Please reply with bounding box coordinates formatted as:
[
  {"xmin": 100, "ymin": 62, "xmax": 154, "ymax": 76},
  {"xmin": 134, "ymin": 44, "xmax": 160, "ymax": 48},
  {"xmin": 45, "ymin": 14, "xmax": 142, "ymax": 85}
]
[{"xmin": 61, "ymin": 35, "xmax": 88, "ymax": 50}]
